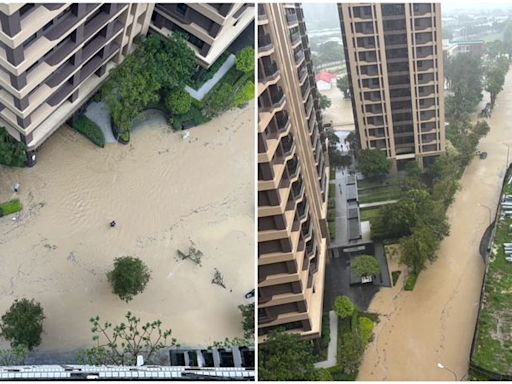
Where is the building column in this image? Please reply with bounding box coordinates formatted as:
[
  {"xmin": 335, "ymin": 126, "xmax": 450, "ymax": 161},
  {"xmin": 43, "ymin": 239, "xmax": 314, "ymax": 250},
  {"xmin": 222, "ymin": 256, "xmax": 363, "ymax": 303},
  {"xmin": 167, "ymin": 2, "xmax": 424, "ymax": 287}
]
[
  {"xmin": 6, "ymin": 45, "xmax": 25, "ymax": 66},
  {"xmin": 10, "ymin": 73, "xmax": 27, "ymax": 90},
  {"xmin": 0, "ymin": 11, "xmax": 21, "ymax": 36},
  {"xmin": 95, "ymin": 64, "xmax": 107, "ymax": 77},
  {"xmin": 14, "ymin": 96, "xmax": 28, "ymax": 111},
  {"xmin": 16, "ymin": 115, "xmax": 31, "ymax": 129}
]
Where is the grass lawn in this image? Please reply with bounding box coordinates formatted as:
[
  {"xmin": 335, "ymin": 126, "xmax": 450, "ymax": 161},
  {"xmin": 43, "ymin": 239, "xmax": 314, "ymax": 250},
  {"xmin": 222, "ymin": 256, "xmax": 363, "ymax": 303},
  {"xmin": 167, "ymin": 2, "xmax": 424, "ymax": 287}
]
[
  {"xmin": 358, "ymin": 185, "xmax": 402, "ymax": 204},
  {"xmin": 404, "ymin": 273, "xmax": 419, "ymax": 291},
  {"xmin": 0, "ymin": 199, "xmax": 22, "ymax": 217},
  {"xmin": 360, "ymin": 207, "xmax": 381, "ymax": 222},
  {"xmin": 473, "ymin": 181, "xmax": 512, "ymax": 375}
]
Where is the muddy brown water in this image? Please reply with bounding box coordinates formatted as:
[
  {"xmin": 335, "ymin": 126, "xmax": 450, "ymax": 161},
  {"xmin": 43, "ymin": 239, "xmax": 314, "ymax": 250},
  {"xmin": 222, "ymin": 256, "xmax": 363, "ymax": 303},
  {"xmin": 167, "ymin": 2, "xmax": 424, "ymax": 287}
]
[
  {"xmin": 357, "ymin": 74, "xmax": 512, "ymax": 380},
  {"xmin": 319, "ymin": 86, "xmax": 355, "ymax": 129},
  {"xmin": 0, "ymin": 102, "xmax": 254, "ymax": 352}
]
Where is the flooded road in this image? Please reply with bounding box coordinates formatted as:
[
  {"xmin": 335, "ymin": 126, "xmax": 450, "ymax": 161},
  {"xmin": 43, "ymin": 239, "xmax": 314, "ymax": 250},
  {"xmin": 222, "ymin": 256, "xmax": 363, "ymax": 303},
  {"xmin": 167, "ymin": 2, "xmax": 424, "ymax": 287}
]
[
  {"xmin": 358, "ymin": 73, "xmax": 512, "ymax": 380},
  {"xmin": 319, "ymin": 86, "xmax": 355, "ymax": 129},
  {"xmin": 0, "ymin": 102, "xmax": 254, "ymax": 352}
]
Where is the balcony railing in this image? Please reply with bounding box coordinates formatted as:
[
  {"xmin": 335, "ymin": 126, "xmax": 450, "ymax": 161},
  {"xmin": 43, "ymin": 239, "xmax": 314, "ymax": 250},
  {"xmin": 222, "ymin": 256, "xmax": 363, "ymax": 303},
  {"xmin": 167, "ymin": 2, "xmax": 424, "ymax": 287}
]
[
  {"xmin": 258, "ymin": 4, "xmax": 268, "ymax": 21},
  {"xmin": 294, "ymin": 49, "xmax": 305, "ymax": 65},
  {"xmin": 260, "ymin": 62, "xmax": 279, "ymax": 83},
  {"xmin": 290, "ymin": 31, "xmax": 300, "ymax": 45}
]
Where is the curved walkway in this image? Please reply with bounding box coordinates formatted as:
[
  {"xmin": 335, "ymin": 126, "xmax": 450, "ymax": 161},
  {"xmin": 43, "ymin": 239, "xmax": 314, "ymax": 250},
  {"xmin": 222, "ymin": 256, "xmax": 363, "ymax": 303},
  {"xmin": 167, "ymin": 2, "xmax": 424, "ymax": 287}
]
[
  {"xmin": 357, "ymin": 71, "xmax": 512, "ymax": 380},
  {"xmin": 314, "ymin": 311, "xmax": 338, "ymax": 369}
]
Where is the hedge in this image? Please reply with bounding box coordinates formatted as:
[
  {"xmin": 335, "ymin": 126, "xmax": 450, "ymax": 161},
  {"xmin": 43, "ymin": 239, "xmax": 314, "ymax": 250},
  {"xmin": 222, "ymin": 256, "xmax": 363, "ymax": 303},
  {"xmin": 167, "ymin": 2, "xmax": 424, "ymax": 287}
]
[
  {"xmin": 73, "ymin": 115, "xmax": 105, "ymax": 148},
  {"xmin": 404, "ymin": 273, "xmax": 419, "ymax": 291},
  {"xmin": 0, "ymin": 199, "xmax": 22, "ymax": 217}
]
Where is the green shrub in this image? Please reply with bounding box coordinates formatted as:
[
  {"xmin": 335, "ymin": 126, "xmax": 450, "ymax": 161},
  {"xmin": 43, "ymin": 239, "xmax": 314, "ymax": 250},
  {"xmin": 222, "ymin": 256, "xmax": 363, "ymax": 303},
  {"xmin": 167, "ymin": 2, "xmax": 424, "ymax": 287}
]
[
  {"xmin": 0, "ymin": 127, "xmax": 26, "ymax": 167},
  {"xmin": 0, "ymin": 298, "xmax": 44, "ymax": 350},
  {"xmin": 73, "ymin": 115, "xmax": 105, "ymax": 147},
  {"xmin": 0, "ymin": 199, "xmax": 22, "ymax": 217},
  {"xmin": 203, "ymin": 82, "xmax": 235, "ymax": 118},
  {"xmin": 234, "ymin": 81, "xmax": 255, "ymax": 107},
  {"xmin": 106, "ymin": 256, "xmax": 151, "ymax": 302},
  {"xmin": 328, "ymin": 222, "xmax": 336, "ymax": 239},
  {"xmin": 358, "ymin": 317, "xmax": 374, "ymax": 346},
  {"xmin": 404, "ymin": 273, "xmax": 419, "ymax": 291},
  {"xmin": 391, "ymin": 271, "xmax": 401, "ymax": 286},
  {"xmin": 236, "ymin": 47, "xmax": 255, "ymax": 74},
  {"xmin": 334, "ymin": 296, "xmax": 355, "ymax": 319},
  {"xmin": 165, "ymin": 88, "xmax": 192, "ymax": 115},
  {"xmin": 327, "ymin": 210, "xmax": 336, "ymax": 222}
]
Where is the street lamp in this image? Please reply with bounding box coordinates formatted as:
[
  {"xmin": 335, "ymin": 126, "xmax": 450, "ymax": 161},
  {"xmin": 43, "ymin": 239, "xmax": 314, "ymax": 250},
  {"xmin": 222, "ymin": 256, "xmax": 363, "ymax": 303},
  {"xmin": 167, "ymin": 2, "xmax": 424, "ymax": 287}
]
[{"xmin": 437, "ymin": 362, "xmax": 458, "ymax": 381}]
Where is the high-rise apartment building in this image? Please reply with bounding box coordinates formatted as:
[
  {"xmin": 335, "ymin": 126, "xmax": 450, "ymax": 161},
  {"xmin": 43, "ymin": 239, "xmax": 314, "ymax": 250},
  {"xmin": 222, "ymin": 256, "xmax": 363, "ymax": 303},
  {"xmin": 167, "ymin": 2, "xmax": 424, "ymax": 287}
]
[
  {"xmin": 150, "ymin": 3, "xmax": 254, "ymax": 68},
  {"xmin": 257, "ymin": 3, "xmax": 329, "ymax": 342},
  {"xmin": 338, "ymin": 3, "xmax": 445, "ymax": 171},
  {"xmin": 0, "ymin": 3, "xmax": 154, "ymax": 158}
]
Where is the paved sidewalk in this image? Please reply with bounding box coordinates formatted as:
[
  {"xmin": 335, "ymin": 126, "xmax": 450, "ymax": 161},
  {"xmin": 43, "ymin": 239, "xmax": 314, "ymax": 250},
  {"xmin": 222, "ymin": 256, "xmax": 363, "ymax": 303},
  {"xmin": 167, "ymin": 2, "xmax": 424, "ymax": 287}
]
[
  {"xmin": 185, "ymin": 54, "xmax": 236, "ymax": 101},
  {"xmin": 314, "ymin": 311, "xmax": 338, "ymax": 369},
  {"xmin": 359, "ymin": 199, "xmax": 399, "ymax": 209}
]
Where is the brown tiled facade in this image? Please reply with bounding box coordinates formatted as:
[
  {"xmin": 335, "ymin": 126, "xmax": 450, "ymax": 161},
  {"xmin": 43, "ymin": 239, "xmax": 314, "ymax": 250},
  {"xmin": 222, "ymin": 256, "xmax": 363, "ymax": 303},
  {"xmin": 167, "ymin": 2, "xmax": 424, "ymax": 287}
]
[
  {"xmin": 150, "ymin": 3, "xmax": 254, "ymax": 68},
  {"xmin": 258, "ymin": 3, "xmax": 329, "ymax": 342},
  {"xmin": 338, "ymin": 3, "xmax": 445, "ymax": 170},
  {"xmin": 0, "ymin": 3, "xmax": 154, "ymax": 154}
]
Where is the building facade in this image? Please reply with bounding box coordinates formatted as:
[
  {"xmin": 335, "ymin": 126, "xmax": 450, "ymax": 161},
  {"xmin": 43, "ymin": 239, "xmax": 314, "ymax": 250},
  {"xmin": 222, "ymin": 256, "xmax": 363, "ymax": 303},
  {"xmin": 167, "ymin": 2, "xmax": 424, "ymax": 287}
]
[
  {"xmin": 0, "ymin": 3, "xmax": 154, "ymax": 156},
  {"xmin": 338, "ymin": 3, "xmax": 445, "ymax": 171},
  {"xmin": 150, "ymin": 3, "xmax": 254, "ymax": 68},
  {"xmin": 258, "ymin": 3, "xmax": 329, "ymax": 342}
]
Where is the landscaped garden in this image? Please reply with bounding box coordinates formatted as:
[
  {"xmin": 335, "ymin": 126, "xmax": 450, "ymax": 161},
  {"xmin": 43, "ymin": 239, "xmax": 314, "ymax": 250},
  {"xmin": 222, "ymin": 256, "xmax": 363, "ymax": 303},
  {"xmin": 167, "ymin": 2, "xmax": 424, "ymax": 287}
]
[
  {"xmin": 472, "ymin": 178, "xmax": 512, "ymax": 376},
  {"xmin": 100, "ymin": 33, "xmax": 254, "ymax": 142},
  {"xmin": 357, "ymin": 177, "xmax": 402, "ymax": 205}
]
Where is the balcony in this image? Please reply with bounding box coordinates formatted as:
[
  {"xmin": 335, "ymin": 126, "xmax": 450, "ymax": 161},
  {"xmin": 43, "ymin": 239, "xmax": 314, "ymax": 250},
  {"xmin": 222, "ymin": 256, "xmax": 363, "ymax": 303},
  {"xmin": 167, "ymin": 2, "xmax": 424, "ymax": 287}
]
[
  {"xmin": 290, "ymin": 31, "xmax": 301, "ymax": 46},
  {"xmin": 287, "ymin": 156, "xmax": 299, "ymax": 179},
  {"xmin": 413, "ymin": 3, "xmax": 432, "ymax": 16},
  {"xmin": 286, "ymin": 13, "xmax": 298, "ymax": 25},
  {"xmin": 258, "ymin": 4, "xmax": 268, "ymax": 22},
  {"xmin": 294, "ymin": 49, "xmax": 305, "ymax": 66},
  {"xmin": 258, "ymin": 33, "xmax": 273, "ymax": 54},
  {"xmin": 305, "ymin": 95, "xmax": 314, "ymax": 117},
  {"xmin": 297, "ymin": 66, "xmax": 307, "ymax": 84},
  {"xmin": 260, "ymin": 61, "xmax": 280, "ymax": 84},
  {"xmin": 415, "ymin": 18, "xmax": 432, "ymax": 31},
  {"xmin": 301, "ymin": 82, "xmax": 310, "ymax": 102},
  {"xmin": 292, "ymin": 179, "xmax": 305, "ymax": 201}
]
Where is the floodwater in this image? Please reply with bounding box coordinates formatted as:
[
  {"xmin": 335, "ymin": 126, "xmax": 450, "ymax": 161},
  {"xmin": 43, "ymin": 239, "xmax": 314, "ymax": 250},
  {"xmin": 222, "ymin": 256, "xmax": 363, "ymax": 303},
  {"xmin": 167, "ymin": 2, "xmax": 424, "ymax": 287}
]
[
  {"xmin": 357, "ymin": 73, "xmax": 512, "ymax": 380},
  {"xmin": 0, "ymin": 102, "xmax": 254, "ymax": 352},
  {"xmin": 319, "ymin": 86, "xmax": 355, "ymax": 129}
]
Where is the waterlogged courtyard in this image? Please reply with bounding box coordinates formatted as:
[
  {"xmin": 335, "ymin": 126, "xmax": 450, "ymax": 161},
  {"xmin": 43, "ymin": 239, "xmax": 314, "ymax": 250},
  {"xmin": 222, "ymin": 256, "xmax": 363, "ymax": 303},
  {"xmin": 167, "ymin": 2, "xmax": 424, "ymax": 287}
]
[{"xmin": 0, "ymin": 102, "xmax": 254, "ymax": 353}]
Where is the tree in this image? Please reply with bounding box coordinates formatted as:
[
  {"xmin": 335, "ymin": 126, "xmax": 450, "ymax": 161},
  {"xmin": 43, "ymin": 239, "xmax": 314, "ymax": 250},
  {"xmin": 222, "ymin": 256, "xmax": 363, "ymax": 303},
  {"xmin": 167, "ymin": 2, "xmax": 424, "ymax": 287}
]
[
  {"xmin": 400, "ymin": 224, "xmax": 439, "ymax": 274},
  {"xmin": 102, "ymin": 33, "xmax": 196, "ymax": 134},
  {"xmin": 238, "ymin": 303, "xmax": 254, "ymax": 340},
  {"xmin": 334, "ymin": 295, "xmax": 355, "ymax": 319},
  {"xmin": 319, "ymin": 94, "xmax": 331, "ymax": 110},
  {"xmin": 77, "ymin": 312, "xmax": 177, "ymax": 366},
  {"xmin": 107, "ymin": 256, "xmax": 151, "ymax": 302},
  {"xmin": 236, "ymin": 47, "xmax": 255, "ymax": 74},
  {"xmin": 485, "ymin": 58, "xmax": 508, "ymax": 108},
  {"xmin": 351, "ymin": 255, "xmax": 380, "ymax": 278},
  {"xmin": 259, "ymin": 330, "xmax": 319, "ymax": 381},
  {"xmin": 358, "ymin": 149, "xmax": 391, "ymax": 178},
  {"xmin": 165, "ymin": 88, "xmax": 192, "ymax": 115},
  {"xmin": 473, "ymin": 120, "xmax": 490, "ymax": 137},
  {"xmin": 337, "ymin": 75, "xmax": 350, "ymax": 98},
  {"xmin": 0, "ymin": 298, "xmax": 44, "ymax": 350}
]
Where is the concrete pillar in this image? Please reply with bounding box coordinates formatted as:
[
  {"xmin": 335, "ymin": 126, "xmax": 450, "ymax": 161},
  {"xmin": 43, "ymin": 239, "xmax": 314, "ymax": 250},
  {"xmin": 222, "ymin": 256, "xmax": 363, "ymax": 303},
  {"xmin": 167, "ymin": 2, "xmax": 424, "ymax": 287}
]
[
  {"xmin": 10, "ymin": 73, "xmax": 27, "ymax": 90},
  {"xmin": 16, "ymin": 115, "xmax": 31, "ymax": 129},
  {"xmin": 14, "ymin": 96, "xmax": 28, "ymax": 111},
  {"xmin": 0, "ymin": 11, "xmax": 21, "ymax": 36},
  {"xmin": 6, "ymin": 45, "xmax": 24, "ymax": 66}
]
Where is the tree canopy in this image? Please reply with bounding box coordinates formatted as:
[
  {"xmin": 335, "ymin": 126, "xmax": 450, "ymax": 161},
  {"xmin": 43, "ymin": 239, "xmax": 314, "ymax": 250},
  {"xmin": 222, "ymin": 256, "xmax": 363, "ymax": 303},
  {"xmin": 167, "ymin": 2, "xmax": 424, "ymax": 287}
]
[
  {"xmin": 0, "ymin": 128, "xmax": 26, "ymax": 167},
  {"xmin": 334, "ymin": 295, "xmax": 355, "ymax": 319},
  {"xmin": 0, "ymin": 298, "xmax": 44, "ymax": 350},
  {"xmin": 259, "ymin": 330, "xmax": 321, "ymax": 381},
  {"xmin": 351, "ymin": 255, "xmax": 380, "ymax": 278},
  {"xmin": 358, "ymin": 149, "xmax": 391, "ymax": 178},
  {"xmin": 337, "ymin": 75, "xmax": 350, "ymax": 98},
  {"xmin": 107, "ymin": 256, "xmax": 151, "ymax": 302},
  {"xmin": 400, "ymin": 224, "xmax": 439, "ymax": 274},
  {"xmin": 236, "ymin": 47, "xmax": 255, "ymax": 74}
]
